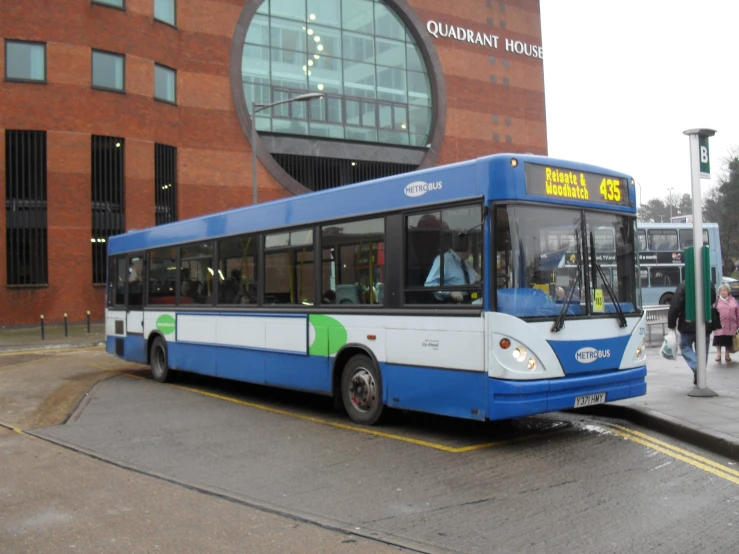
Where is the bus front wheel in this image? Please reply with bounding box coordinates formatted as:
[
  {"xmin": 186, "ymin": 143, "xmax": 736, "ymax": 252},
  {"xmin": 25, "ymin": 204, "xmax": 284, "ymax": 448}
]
[
  {"xmin": 660, "ymin": 293, "xmax": 673, "ymax": 306},
  {"xmin": 341, "ymin": 355, "xmax": 384, "ymax": 425},
  {"xmin": 150, "ymin": 336, "xmax": 171, "ymax": 383}
]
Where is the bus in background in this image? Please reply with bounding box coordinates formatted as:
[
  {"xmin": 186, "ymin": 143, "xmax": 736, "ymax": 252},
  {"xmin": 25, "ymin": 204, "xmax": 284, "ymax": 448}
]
[
  {"xmin": 105, "ymin": 154, "xmax": 646, "ymax": 425},
  {"xmin": 636, "ymin": 222, "xmax": 722, "ymax": 306}
]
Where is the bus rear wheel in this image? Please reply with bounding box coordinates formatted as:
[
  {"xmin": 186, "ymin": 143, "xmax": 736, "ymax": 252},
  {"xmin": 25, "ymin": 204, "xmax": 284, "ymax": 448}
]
[
  {"xmin": 150, "ymin": 336, "xmax": 171, "ymax": 383},
  {"xmin": 341, "ymin": 355, "xmax": 384, "ymax": 425},
  {"xmin": 660, "ymin": 293, "xmax": 673, "ymax": 306}
]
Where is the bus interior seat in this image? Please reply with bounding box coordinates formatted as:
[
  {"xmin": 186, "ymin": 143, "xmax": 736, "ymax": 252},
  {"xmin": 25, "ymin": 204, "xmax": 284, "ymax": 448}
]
[{"xmin": 336, "ymin": 283, "xmax": 361, "ymax": 304}]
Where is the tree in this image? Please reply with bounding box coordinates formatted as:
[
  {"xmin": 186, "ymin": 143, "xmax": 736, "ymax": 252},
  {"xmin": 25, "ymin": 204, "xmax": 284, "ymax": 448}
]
[
  {"xmin": 638, "ymin": 198, "xmax": 669, "ymax": 222},
  {"xmin": 678, "ymin": 193, "xmax": 692, "ymax": 217},
  {"xmin": 638, "ymin": 192, "xmax": 692, "ymax": 222},
  {"xmin": 702, "ymin": 151, "xmax": 739, "ymax": 275}
]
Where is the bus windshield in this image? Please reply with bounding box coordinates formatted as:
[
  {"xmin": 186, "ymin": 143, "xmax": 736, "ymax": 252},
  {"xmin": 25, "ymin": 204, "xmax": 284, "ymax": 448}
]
[{"xmin": 494, "ymin": 205, "xmax": 640, "ymax": 318}]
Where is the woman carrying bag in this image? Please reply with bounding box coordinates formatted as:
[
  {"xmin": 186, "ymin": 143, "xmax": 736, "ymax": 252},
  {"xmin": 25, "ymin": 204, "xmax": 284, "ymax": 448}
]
[{"xmin": 713, "ymin": 284, "xmax": 739, "ymax": 362}]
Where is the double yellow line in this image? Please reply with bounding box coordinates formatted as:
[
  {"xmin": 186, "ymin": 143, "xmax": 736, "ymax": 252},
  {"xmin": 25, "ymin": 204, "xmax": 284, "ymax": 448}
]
[{"xmin": 605, "ymin": 422, "xmax": 739, "ymax": 485}]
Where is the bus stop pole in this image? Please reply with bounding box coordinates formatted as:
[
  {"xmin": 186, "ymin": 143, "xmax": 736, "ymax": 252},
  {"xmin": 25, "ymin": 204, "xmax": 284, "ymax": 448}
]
[{"xmin": 684, "ymin": 128, "xmax": 717, "ymax": 397}]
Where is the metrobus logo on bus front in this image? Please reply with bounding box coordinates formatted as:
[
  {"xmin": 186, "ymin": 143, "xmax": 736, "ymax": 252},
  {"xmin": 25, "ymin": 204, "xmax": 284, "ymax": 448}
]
[
  {"xmin": 404, "ymin": 180, "xmax": 443, "ymax": 197},
  {"xmin": 575, "ymin": 347, "xmax": 611, "ymax": 364}
]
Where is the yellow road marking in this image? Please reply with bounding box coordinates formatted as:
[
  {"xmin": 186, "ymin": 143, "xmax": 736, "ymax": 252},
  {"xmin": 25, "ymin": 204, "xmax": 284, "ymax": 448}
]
[
  {"xmin": 605, "ymin": 423, "xmax": 739, "ymax": 480},
  {"xmin": 162, "ymin": 379, "xmax": 533, "ymax": 453},
  {"xmin": 111, "ymin": 372, "xmax": 539, "ymax": 453},
  {"xmin": 75, "ymin": 364, "xmax": 739, "ymax": 468},
  {"xmin": 0, "ymin": 422, "xmax": 26, "ymax": 434}
]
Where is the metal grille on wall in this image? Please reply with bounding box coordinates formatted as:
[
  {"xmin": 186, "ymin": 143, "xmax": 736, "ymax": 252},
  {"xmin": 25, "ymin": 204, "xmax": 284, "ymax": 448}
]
[
  {"xmin": 271, "ymin": 153, "xmax": 417, "ymax": 192},
  {"xmin": 91, "ymin": 135, "xmax": 125, "ymax": 284},
  {"xmin": 5, "ymin": 130, "xmax": 48, "ymax": 285},
  {"xmin": 155, "ymin": 144, "xmax": 177, "ymax": 225}
]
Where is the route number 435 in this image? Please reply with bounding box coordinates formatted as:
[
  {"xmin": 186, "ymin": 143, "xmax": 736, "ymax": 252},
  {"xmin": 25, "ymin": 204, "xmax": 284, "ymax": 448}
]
[{"xmin": 600, "ymin": 178, "xmax": 621, "ymax": 202}]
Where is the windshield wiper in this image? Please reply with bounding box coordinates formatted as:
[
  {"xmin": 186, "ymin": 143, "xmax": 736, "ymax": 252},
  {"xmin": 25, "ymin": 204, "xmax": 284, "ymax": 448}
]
[
  {"xmin": 589, "ymin": 232, "xmax": 627, "ymax": 328},
  {"xmin": 552, "ymin": 230, "xmax": 581, "ymax": 333}
]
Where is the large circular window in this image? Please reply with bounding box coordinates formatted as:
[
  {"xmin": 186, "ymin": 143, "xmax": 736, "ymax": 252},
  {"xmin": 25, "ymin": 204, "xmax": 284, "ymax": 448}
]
[
  {"xmin": 231, "ymin": 0, "xmax": 445, "ymax": 194},
  {"xmin": 242, "ymin": 0, "xmax": 433, "ymax": 147}
]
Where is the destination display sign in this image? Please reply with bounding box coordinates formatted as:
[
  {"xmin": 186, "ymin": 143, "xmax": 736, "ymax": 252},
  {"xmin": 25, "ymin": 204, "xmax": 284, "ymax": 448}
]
[{"xmin": 524, "ymin": 163, "xmax": 631, "ymax": 207}]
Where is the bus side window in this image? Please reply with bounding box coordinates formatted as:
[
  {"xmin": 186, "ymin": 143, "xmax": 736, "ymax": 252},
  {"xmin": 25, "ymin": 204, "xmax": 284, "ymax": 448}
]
[
  {"xmin": 649, "ymin": 267, "xmax": 679, "ymax": 287},
  {"xmin": 636, "ymin": 230, "xmax": 646, "ymax": 252},
  {"xmin": 180, "ymin": 243, "xmax": 214, "ymax": 305},
  {"xmin": 218, "ymin": 235, "xmax": 258, "ymax": 305},
  {"xmin": 320, "ymin": 217, "xmax": 385, "ymax": 306},
  {"xmin": 264, "ymin": 229, "xmax": 314, "ymax": 305},
  {"xmin": 405, "ymin": 205, "xmax": 483, "ymax": 305}
]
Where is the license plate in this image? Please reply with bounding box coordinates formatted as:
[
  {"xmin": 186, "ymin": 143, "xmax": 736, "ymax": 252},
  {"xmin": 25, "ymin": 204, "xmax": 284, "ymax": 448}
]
[{"xmin": 574, "ymin": 393, "xmax": 606, "ymax": 408}]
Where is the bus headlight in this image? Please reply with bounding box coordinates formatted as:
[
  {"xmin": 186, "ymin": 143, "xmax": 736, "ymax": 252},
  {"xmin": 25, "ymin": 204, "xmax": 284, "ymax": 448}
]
[
  {"xmin": 528, "ymin": 357, "xmax": 537, "ymax": 370},
  {"xmin": 512, "ymin": 347, "xmax": 526, "ymax": 361}
]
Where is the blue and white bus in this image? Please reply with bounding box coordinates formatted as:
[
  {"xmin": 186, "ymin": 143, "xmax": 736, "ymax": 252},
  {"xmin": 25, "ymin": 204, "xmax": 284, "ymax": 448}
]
[
  {"xmin": 105, "ymin": 154, "xmax": 647, "ymax": 425},
  {"xmin": 636, "ymin": 222, "xmax": 722, "ymax": 305}
]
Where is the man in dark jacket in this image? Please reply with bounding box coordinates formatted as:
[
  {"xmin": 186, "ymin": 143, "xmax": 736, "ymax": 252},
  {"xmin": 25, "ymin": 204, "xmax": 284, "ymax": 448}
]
[{"xmin": 667, "ymin": 282, "xmax": 716, "ymax": 384}]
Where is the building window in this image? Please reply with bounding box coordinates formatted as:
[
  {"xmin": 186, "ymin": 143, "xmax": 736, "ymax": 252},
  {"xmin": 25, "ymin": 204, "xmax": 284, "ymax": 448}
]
[
  {"xmin": 4, "ymin": 40, "xmax": 46, "ymax": 83},
  {"xmin": 5, "ymin": 130, "xmax": 48, "ymax": 285},
  {"xmin": 271, "ymin": 153, "xmax": 414, "ymax": 192},
  {"xmin": 92, "ymin": 0, "xmax": 125, "ymax": 9},
  {"xmin": 154, "ymin": 0, "xmax": 176, "ymax": 26},
  {"xmin": 242, "ymin": 0, "xmax": 433, "ymax": 148},
  {"xmin": 154, "ymin": 64, "xmax": 176, "ymax": 103},
  {"xmin": 92, "ymin": 136, "xmax": 125, "ymax": 284},
  {"xmin": 92, "ymin": 50, "xmax": 125, "ymax": 92},
  {"xmin": 155, "ymin": 144, "xmax": 177, "ymax": 225}
]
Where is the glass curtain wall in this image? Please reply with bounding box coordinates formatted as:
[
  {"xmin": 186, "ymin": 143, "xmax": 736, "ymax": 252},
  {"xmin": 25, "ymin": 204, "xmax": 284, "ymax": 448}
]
[{"xmin": 242, "ymin": 0, "xmax": 432, "ymax": 147}]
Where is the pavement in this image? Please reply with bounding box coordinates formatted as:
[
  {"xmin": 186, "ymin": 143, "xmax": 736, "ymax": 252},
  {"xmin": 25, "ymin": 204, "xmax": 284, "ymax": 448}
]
[{"xmin": 0, "ymin": 322, "xmax": 105, "ymax": 351}]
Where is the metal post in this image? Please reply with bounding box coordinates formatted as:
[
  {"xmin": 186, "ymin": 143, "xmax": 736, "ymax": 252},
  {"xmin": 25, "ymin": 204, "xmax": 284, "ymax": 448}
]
[
  {"xmin": 252, "ymin": 100, "xmax": 258, "ymax": 205},
  {"xmin": 40, "ymin": 314, "xmax": 45, "ymax": 340},
  {"xmin": 249, "ymin": 92, "xmax": 324, "ymax": 205},
  {"xmin": 87, "ymin": 310, "xmax": 91, "ymax": 333},
  {"xmin": 64, "ymin": 313, "xmax": 68, "ymax": 337},
  {"xmin": 684, "ymin": 128, "xmax": 717, "ymax": 397}
]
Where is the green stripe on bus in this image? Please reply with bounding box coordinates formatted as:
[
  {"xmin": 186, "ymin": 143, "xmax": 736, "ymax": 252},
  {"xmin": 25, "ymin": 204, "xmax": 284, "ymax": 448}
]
[{"xmin": 308, "ymin": 314, "xmax": 348, "ymax": 356}]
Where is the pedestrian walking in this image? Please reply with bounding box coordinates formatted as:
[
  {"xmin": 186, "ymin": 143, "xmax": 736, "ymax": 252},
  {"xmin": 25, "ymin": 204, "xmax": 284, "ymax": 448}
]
[
  {"xmin": 712, "ymin": 284, "xmax": 739, "ymax": 362},
  {"xmin": 667, "ymin": 282, "xmax": 717, "ymax": 385}
]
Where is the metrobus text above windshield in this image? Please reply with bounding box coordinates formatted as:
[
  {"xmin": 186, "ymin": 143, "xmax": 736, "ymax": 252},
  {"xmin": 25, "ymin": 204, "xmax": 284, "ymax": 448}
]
[{"xmin": 524, "ymin": 163, "xmax": 631, "ymax": 207}]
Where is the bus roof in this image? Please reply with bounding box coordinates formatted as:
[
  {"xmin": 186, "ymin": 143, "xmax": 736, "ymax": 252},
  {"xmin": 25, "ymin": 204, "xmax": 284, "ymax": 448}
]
[{"xmin": 108, "ymin": 153, "xmax": 635, "ymax": 255}]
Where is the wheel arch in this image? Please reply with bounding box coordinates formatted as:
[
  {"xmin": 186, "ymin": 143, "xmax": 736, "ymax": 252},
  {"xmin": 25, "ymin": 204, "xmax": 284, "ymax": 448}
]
[{"xmin": 331, "ymin": 343, "xmax": 382, "ymax": 401}]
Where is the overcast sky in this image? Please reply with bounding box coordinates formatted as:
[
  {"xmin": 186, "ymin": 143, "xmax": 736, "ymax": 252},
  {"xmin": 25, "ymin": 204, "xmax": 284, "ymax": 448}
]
[{"xmin": 540, "ymin": 0, "xmax": 738, "ymax": 206}]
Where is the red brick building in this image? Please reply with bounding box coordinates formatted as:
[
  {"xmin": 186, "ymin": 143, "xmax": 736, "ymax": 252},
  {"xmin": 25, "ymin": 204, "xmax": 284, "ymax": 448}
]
[{"xmin": 0, "ymin": 0, "xmax": 546, "ymax": 325}]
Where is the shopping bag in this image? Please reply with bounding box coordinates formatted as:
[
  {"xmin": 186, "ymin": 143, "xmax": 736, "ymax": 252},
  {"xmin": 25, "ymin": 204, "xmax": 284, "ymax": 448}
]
[
  {"xmin": 661, "ymin": 329, "xmax": 677, "ymax": 360},
  {"xmin": 732, "ymin": 332, "xmax": 739, "ymax": 354}
]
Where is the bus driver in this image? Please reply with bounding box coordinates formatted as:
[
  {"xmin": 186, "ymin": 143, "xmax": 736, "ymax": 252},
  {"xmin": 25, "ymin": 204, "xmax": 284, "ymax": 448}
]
[{"xmin": 424, "ymin": 232, "xmax": 480, "ymax": 303}]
